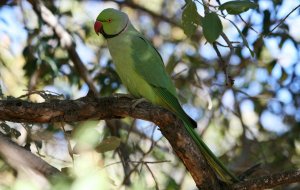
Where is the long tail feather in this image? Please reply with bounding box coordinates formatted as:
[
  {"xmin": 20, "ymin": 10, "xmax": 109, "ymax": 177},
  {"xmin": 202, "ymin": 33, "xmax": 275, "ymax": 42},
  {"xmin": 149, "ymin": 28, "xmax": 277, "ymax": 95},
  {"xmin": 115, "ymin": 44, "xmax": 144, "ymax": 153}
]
[
  {"xmin": 152, "ymin": 86, "xmax": 238, "ymax": 182},
  {"xmin": 184, "ymin": 122, "xmax": 239, "ymax": 182}
]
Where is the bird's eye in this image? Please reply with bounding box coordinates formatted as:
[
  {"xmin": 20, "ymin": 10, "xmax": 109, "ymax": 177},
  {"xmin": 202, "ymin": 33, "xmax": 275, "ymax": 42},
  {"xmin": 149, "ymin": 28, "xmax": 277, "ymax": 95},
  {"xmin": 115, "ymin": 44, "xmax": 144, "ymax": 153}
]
[{"xmin": 108, "ymin": 18, "xmax": 112, "ymax": 23}]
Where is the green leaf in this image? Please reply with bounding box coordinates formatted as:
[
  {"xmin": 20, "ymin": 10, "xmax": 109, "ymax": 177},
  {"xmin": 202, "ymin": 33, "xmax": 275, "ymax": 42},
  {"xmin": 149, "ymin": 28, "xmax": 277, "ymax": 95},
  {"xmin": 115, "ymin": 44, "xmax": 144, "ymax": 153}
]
[
  {"xmin": 219, "ymin": 0, "xmax": 258, "ymax": 15},
  {"xmin": 267, "ymin": 60, "xmax": 277, "ymax": 74},
  {"xmin": 22, "ymin": 46, "xmax": 38, "ymax": 77},
  {"xmin": 0, "ymin": 123, "xmax": 11, "ymax": 134},
  {"xmin": 262, "ymin": 10, "xmax": 271, "ymax": 35},
  {"xmin": 164, "ymin": 173, "xmax": 180, "ymax": 190},
  {"xmin": 96, "ymin": 136, "xmax": 121, "ymax": 153},
  {"xmin": 202, "ymin": 12, "xmax": 223, "ymax": 43},
  {"xmin": 44, "ymin": 57, "xmax": 59, "ymax": 75},
  {"xmin": 227, "ymin": 19, "xmax": 255, "ymax": 57},
  {"xmin": 182, "ymin": 1, "xmax": 201, "ymax": 37},
  {"xmin": 11, "ymin": 128, "xmax": 21, "ymax": 138},
  {"xmin": 280, "ymin": 67, "xmax": 288, "ymax": 82}
]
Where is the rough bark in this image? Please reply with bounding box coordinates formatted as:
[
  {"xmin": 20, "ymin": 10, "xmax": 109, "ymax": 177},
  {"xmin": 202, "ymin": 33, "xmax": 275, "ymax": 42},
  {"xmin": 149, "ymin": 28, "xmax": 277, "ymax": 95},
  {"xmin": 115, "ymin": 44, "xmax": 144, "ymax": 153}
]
[
  {"xmin": 1, "ymin": 97, "xmax": 300, "ymax": 189},
  {"xmin": 0, "ymin": 96, "xmax": 221, "ymax": 189}
]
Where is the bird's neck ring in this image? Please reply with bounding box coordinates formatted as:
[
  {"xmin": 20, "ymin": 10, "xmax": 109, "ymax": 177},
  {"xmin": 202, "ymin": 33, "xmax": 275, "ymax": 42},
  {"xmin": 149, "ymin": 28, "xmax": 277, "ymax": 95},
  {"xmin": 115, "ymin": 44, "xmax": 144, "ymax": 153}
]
[{"xmin": 102, "ymin": 19, "xmax": 129, "ymax": 39}]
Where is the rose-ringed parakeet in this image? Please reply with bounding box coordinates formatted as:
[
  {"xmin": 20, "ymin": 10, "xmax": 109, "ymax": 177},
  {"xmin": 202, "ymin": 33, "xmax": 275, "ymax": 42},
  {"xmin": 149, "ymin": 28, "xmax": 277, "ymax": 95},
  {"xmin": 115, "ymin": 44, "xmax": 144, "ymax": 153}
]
[{"xmin": 94, "ymin": 8, "xmax": 238, "ymax": 182}]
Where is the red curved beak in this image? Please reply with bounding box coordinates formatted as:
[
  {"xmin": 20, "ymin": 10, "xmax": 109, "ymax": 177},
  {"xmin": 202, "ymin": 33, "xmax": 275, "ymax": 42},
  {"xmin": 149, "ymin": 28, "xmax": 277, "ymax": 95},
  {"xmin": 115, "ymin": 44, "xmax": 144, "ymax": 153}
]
[{"xmin": 94, "ymin": 21, "xmax": 102, "ymax": 36}]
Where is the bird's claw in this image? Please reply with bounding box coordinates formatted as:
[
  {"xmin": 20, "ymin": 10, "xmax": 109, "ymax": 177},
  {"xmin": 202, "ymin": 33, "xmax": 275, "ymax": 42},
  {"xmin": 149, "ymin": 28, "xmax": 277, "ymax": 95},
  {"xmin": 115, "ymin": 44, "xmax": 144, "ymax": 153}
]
[
  {"xmin": 131, "ymin": 98, "xmax": 147, "ymax": 109},
  {"xmin": 112, "ymin": 93, "xmax": 134, "ymax": 99}
]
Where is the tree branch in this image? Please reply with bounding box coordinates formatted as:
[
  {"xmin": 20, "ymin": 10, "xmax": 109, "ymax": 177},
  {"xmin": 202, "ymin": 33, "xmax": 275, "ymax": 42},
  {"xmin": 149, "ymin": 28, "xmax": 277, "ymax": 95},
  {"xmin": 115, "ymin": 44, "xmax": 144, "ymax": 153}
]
[
  {"xmin": 0, "ymin": 132, "xmax": 60, "ymax": 177},
  {"xmin": 1, "ymin": 97, "xmax": 300, "ymax": 189},
  {"xmin": 0, "ymin": 96, "xmax": 220, "ymax": 189},
  {"xmin": 231, "ymin": 169, "xmax": 300, "ymax": 190}
]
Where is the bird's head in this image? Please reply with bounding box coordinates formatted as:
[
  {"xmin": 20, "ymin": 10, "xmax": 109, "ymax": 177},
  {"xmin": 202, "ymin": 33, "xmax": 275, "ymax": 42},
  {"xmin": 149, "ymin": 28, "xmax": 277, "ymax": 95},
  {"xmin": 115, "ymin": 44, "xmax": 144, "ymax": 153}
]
[{"xmin": 94, "ymin": 8, "xmax": 129, "ymax": 38}]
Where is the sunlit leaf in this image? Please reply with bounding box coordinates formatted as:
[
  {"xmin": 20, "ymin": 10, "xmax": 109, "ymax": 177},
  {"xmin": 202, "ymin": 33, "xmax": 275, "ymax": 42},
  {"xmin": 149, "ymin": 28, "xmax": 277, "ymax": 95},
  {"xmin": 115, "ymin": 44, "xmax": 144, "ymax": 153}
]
[
  {"xmin": 219, "ymin": 0, "xmax": 258, "ymax": 15},
  {"xmin": 267, "ymin": 60, "xmax": 277, "ymax": 74},
  {"xmin": 60, "ymin": 167, "xmax": 70, "ymax": 174},
  {"xmin": 11, "ymin": 128, "xmax": 21, "ymax": 138},
  {"xmin": 202, "ymin": 12, "xmax": 223, "ymax": 43},
  {"xmin": 227, "ymin": 19, "xmax": 255, "ymax": 57},
  {"xmin": 182, "ymin": 1, "xmax": 201, "ymax": 37},
  {"xmin": 280, "ymin": 67, "xmax": 288, "ymax": 82},
  {"xmin": 0, "ymin": 123, "xmax": 11, "ymax": 134}
]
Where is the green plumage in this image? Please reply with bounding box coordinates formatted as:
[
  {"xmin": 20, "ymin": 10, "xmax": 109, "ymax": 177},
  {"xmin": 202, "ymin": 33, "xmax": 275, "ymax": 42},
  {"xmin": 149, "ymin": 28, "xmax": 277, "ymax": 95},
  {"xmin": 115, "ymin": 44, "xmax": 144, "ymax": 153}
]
[{"xmin": 95, "ymin": 8, "xmax": 238, "ymax": 182}]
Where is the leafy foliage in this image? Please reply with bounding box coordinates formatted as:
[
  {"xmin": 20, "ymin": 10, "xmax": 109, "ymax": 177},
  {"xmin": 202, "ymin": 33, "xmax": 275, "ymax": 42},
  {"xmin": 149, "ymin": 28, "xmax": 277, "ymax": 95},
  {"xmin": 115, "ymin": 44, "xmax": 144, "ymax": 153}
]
[
  {"xmin": 219, "ymin": 0, "xmax": 258, "ymax": 15},
  {"xmin": 0, "ymin": 0, "xmax": 300, "ymax": 189}
]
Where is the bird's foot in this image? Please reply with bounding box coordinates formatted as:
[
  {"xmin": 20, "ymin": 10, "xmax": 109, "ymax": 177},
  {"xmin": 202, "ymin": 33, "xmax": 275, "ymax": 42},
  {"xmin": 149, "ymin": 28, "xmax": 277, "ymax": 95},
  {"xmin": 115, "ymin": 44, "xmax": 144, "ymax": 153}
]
[
  {"xmin": 131, "ymin": 98, "xmax": 147, "ymax": 109},
  {"xmin": 112, "ymin": 93, "xmax": 134, "ymax": 99},
  {"xmin": 112, "ymin": 94, "xmax": 147, "ymax": 108}
]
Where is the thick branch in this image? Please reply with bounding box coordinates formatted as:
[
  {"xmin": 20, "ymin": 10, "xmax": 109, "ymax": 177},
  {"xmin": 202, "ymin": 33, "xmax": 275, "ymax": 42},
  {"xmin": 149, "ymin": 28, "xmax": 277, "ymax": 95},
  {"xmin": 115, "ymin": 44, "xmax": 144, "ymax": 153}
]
[
  {"xmin": 0, "ymin": 132, "xmax": 60, "ymax": 177},
  {"xmin": 0, "ymin": 96, "xmax": 220, "ymax": 189},
  {"xmin": 1, "ymin": 97, "xmax": 300, "ymax": 189},
  {"xmin": 231, "ymin": 169, "xmax": 300, "ymax": 190}
]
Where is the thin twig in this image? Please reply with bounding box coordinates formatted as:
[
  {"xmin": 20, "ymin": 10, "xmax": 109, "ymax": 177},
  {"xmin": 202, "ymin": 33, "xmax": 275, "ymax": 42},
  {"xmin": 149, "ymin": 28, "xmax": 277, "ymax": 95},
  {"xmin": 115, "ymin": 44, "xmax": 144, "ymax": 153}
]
[
  {"xmin": 238, "ymin": 15, "xmax": 258, "ymax": 33},
  {"xmin": 212, "ymin": 42, "xmax": 230, "ymax": 86},
  {"xmin": 220, "ymin": 32, "xmax": 234, "ymax": 61},
  {"xmin": 104, "ymin": 160, "xmax": 171, "ymax": 168},
  {"xmin": 264, "ymin": 4, "xmax": 300, "ymax": 37},
  {"xmin": 60, "ymin": 123, "xmax": 74, "ymax": 164},
  {"xmin": 145, "ymin": 163, "xmax": 159, "ymax": 190},
  {"xmin": 106, "ymin": 120, "xmax": 132, "ymax": 185},
  {"xmin": 215, "ymin": 41, "xmax": 239, "ymax": 48}
]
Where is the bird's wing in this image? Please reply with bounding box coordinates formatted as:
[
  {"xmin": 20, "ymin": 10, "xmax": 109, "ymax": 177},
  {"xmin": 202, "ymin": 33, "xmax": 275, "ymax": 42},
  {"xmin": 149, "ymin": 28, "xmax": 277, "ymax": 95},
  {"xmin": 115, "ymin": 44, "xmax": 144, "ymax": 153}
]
[
  {"xmin": 152, "ymin": 86, "xmax": 197, "ymax": 128},
  {"xmin": 129, "ymin": 34, "xmax": 196, "ymax": 128},
  {"xmin": 129, "ymin": 34, "xmax": 174, "ymax": 93}
]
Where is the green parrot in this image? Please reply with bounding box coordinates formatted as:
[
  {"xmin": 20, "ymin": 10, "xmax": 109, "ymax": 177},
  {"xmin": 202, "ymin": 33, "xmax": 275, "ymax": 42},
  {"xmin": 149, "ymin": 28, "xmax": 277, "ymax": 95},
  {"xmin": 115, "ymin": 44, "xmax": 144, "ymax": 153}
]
[{"xmin": 94, "ymin": 8, "xmax": 238, "ymax": 182}]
